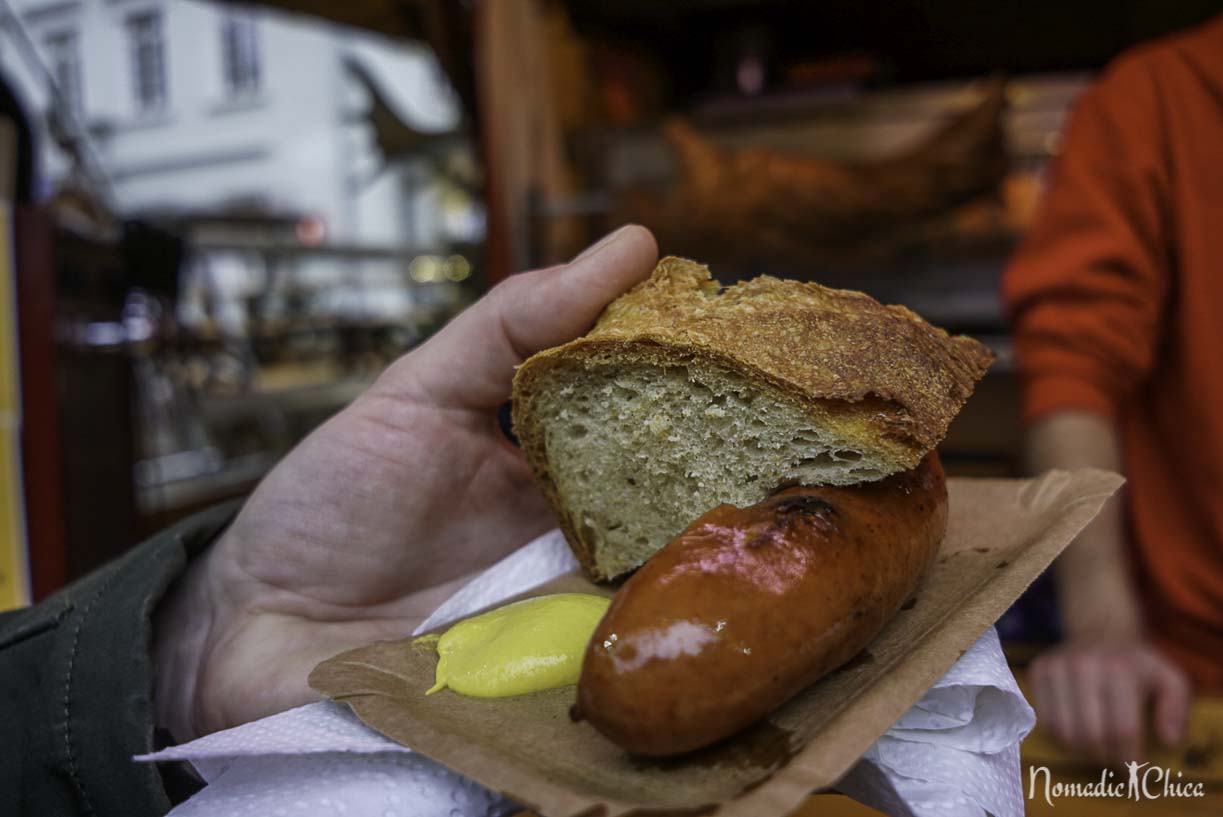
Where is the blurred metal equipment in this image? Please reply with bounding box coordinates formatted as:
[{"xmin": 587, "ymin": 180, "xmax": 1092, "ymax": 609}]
[
  {"xmin": 133, "ymin": 213, "xmax": 476, "ymax": 525},
  {"xmin": 44, "ymin": 208, "xmax": 476, "ymax": 558}
]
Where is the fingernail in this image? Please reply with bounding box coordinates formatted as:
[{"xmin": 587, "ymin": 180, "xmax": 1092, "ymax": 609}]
[{"xmin": 572, "ymin": 225, "xmax": 632, "ymax": 264}]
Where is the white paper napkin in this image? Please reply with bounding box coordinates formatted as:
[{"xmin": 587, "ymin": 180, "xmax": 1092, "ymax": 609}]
[
  {"xmin": 138, "ymin": 529, "xmax": 1034, "ymax": 817},
  {"xmin": 837, "ymin": 628, "xmax": 1032, "ymax": 817}
]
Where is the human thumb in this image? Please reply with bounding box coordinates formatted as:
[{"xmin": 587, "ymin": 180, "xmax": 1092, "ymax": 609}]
[{"xmin": 379, "ymin": 225, "xmax": 658, "ymax": 409}]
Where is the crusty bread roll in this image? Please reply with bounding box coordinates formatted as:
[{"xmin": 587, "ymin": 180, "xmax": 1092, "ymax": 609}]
[{"xmin": 511, "ymin": 257, "xmax": 992, "ymax": 580}]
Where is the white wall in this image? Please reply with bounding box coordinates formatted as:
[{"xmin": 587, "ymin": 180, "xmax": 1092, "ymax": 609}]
[{"xmin": 2, "ymin": 0, "xmax": 464, "ymax": 246}]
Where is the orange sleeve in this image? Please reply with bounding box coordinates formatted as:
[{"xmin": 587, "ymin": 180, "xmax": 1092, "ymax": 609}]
[{"xmin": 1002, "ymin": 51, "xmax": 1173, "ymax": 425}]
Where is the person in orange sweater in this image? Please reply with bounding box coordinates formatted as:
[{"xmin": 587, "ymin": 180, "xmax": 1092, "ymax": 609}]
[{"xmin": 1003, "ymin": 15, "xmax": 1223, "ymax": 765}]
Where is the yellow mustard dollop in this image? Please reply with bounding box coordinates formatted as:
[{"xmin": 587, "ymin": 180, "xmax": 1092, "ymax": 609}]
[{"xmin": 423, "ymin": 593, "xmax": 610, "ymax": 698}]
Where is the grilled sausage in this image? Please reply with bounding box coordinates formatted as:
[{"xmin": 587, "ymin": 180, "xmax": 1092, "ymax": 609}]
[{"xmin": 576, "ymin": 453, "xmax": 947, "ymax": 756}]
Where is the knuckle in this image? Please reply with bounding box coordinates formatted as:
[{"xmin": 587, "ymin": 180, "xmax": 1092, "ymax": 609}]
[
  {"xmin": 1067, "ymin": 653, "xmax": 1095, "ymax": 678},
  {"xmin": 1058, "ymin": 729, "xmax": 1082, "ymax": 747},
  {"xmin": 490, "ymin": 272, "xmax": 528, "ymax": 300},
  {"xmin": 1032, "ymin": 653, "xmax": 1062, "ymax": 678}
]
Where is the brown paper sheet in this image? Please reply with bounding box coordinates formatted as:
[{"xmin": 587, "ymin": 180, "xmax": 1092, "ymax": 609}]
[{"xmin": 310, "ymin": 469, "xmax": 1122, "ymax": 817}]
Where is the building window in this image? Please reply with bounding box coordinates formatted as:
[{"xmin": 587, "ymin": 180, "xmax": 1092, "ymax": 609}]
[
  {"xmin": 44, "ymin": 30, "xmax": 82, "ymax": 118},
  {"xmin": 127, "ymin": 12, "xmax": 166, "ymax": 112},
  {"xmin": 220, "ymin": 14, "xmax": 260, "ymax": 98}
]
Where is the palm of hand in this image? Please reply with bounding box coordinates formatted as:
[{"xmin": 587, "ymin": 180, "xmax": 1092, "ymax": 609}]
[{"xmin": 190, "ymin": 388, "xmax": 552, "ymax": 735}]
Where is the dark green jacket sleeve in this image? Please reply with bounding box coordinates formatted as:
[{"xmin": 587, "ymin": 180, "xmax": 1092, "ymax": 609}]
[{"xmin": 0, "ymin": 502, "xmax": 241, "ymax": 817}]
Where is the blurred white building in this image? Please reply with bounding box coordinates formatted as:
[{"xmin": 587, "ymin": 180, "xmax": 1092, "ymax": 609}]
[{"xmin": 0, "ymin": 0, "xmax": 469, "ymax": 247}]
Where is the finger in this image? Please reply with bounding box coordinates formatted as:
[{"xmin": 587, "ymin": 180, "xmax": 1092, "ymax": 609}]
[
  {"xmin": 1031, "ymin": 655, "xmax": 1076, "ymax": 748},
  {"xmin": 1029, "ymin": 657, "xmax": 1054, "ymax": 725},
  {"xmin": 1030, "ymin": 656, "xmax": 1063, "ymax": 737},
  {"xmin": 386, "ymin": 225, "xmax": 659, "ymax": 408},
  {"xmin": 1103, "ymin": 666, "xmax": 1144, "ymax": 764},
  {"xmin": 1145, "ymin": 653, "xmax": 1191, "ymax": 747},
  {"xmin": 1045, "ymin": 657, "xmax": 1083, "ymax": 749},
  {"xmin": 1068, "ymin": 655, "xmax": 1108, "ymax": 760}
]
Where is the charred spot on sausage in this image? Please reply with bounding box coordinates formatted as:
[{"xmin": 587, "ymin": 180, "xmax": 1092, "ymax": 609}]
[
  {"xmin": 770, "ymin": 495, "xmax": 837, "ymax": 518},
  {"xmin": 766, "ymin": 479, "xmax": 802, "ymax": 497}
]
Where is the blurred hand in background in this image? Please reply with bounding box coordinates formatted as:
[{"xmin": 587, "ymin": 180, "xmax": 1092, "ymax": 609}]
[
  {"xmin": 1030, "ymin": 638, "xmax": 1190, "ymax": 765},
  {"xmin": 1025, "ymin": 411, "xmax": 1191, "ymax": 765}
]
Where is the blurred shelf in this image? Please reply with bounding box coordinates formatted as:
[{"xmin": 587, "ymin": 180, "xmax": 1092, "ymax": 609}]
[
  {"xmin": 193, "ymin": 238, "xmax": 444, "ymax": 260},
  {"xmin": 251, "ymin": 363, "xmax": 375, "ymax": 396},
  {"xmin": 137, "ymin": 374, "xmax": 376, "ymax": 525},
  {"xmin": 137, "ymin": 451, "xmax": 273, "ymax": 518}
]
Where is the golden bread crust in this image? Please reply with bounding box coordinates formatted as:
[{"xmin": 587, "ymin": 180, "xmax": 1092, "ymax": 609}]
[{"xmin": 511, "ymin": 257, "xmax": 993, "ymax": 579}]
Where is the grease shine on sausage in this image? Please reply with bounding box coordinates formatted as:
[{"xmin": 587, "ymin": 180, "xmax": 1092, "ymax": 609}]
[{"xmin": 576, "ymin": 453, "xmax": 947, "ymax": 756}]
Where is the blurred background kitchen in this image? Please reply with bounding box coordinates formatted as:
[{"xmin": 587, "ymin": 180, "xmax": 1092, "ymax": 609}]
[
  {"xmin": 0, "ymin": 1, "xmax": 1218, "ymax": 809},
  {"xmin": 0, "ymin": 0, "xmax": 484, "ymax": 598}
]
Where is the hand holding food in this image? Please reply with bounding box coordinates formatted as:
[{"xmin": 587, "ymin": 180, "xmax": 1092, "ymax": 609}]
[
  {"xmin": 151, "ymin": 227, "xmax": 660, "ymax": 741},
  {"xmin": 421, "ymin": 256, "xmax": 991, "ymax": 757}
]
